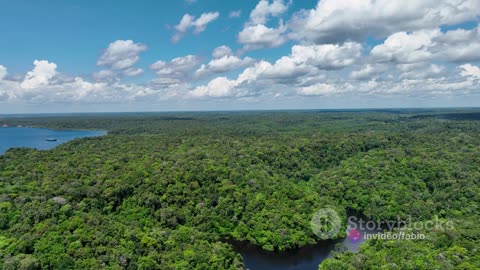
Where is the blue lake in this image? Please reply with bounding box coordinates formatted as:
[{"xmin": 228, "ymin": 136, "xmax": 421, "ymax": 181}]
[{"xmin": 0, "ymin": 127, "xmax": 106, "ymax": 154}]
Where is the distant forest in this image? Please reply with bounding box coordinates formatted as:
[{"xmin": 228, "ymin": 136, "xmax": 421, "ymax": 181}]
[{"xmin": 0, "ymin": 109, "xmax": 479, "ymax": 269}]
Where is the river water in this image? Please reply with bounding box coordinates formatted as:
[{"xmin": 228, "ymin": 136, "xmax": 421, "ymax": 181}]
[
  {"xmin": 233, "ymin": 217, "xmax": 381, "ymax": 270},
  {"xmin": 0, "ymin": 127, "xmax": 106, "ymax": 154}
]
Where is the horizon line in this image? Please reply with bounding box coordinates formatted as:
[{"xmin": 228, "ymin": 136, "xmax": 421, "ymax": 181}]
[{"xmin": 1, "ymin": 106, "xmax": 480, "ymax": 116}]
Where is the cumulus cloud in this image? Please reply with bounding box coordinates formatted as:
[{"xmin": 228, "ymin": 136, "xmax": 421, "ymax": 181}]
[
  {"xmin": 250, "ymin": 0, "xmax": 288, "ymax": 25},
  {"xmin": 195, "ymin": 46, "xmax": 255, "ymax": 77},
  {"xmin": 238, "ymin": 0, "xmax": 290, "ymax": 51},
  {"xmin": 192, "ymin": 12, "xmax": 220, "ymax": 33},
  {"xmin": 398, "ymin": 64, "xmax": 445, "ymax": 80},
  {"xmin": 93, "ymin": 67, "xmax": 143, "ymax": 81},
  {"xmin": 191, "ymin": 42, "xmax": 362, "ymax": 97},
  {"xmin": 172, "ymin": 12, "xmax": 220, "ymax": 43},
  {"xmin": 190, "ymin": 76, "xmax": 240, "ymax": 97},
  {"xmin": 151, "ymin": 55, "xmax": 201, "ymax": 76},
  {"xmin": 212, "ymin": 45, "xmax": 233, "ymax": 59},
  {"xmin": 245, "ymin": 42, "xmax": 361, "ymax": 84},
  {"xmin": 260, "ymin": 57, "xmax": 313, "ymax": 81},
  {"xmin": 97, "ymin": 40, "xmax": 147, "ymax": 70},
  {"xmin": 0, "ymin": 65, "xmax": 7, "ymax": 101},
  {"xmin": 195, "ymin": 56, "xmax": 255, "ymax": 77},
  {"xmin": 190, "ymin": 61, "xmax": 270, "ymax": 97},
  {"xmin": 123, "ymin": 67, "xmax": 144, "ymax": 77},
  {"xmin": 254, "ymin": 42, "xmax": 362, "ymax": 81},
  {"xmin": 0, "ymin": 59, "xmax": 184, "ymax": 105},
  {"xmin": 20, "ymin": 60, "xmax": 57, "ymax": 89},
  {"xmin": 3, "ymin": 0, "xmax": 480, "ymax": 108},
  {"xmin": 371, "ymin": 29, "xmax": 439, "ymax": 63},
  {"xmin": 150, "ymin": 55, "xmax": 201, "ymax": 85},
  {"xmin": 296, "ymin": 76, "xmax": 477, "ymax": 98},
  {"xmin": 291, "ymin": 43, "xmax": 362, "ymax": 70},
  {"xmin": 93, "ymin": 40, "xmax": 147, "ymax": 81},
  {"xmin": 0, "ymin": 72, "xmax": 177, "ymax": 105},
  {"xmin": 383, "ymin": 77, "xmax": 476, "ymax": 95},
  {"xmin": 0, "ymin": 67, "xmax": 107, "ymax": 103},
  {"xmin": 289, "ymin": 0, "xmax": 480, "ymax": 44},
  {"xmin": 238, "ymin": 23, "xmax": 288, "ymax": 51},
  {"xmin": 460, "ymin": 64, "xmax": 480, "ymax": 80},
  {"xmin": 438, "ymin": 26, "xmax": 480, "ymax": 62},
  {"xmin": 173, "ymin": 14, "xmax": 195, "ymax": 34},
  {"xmin": 0, "ymin": 65, "xmax": 7, "ymax": 80},
  {"xmin": 92, "ymin": 70, "xmax": 116, "ymax": 81},
  {"xmin": 371, "ymin": 26, "xmax": 480, "ymax": 64},
  {"xmin": 297, "ymin": 83, "xmax": 338, "ymax": 96},
  {"xmin": 350, "ymin": 64, "xmax": 388, "ymax": 80}
]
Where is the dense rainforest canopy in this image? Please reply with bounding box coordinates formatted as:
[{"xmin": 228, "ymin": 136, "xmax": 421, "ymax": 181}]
[{"xmin": 0, "ymin": 109, "xmax": 479, "ymax": 269}]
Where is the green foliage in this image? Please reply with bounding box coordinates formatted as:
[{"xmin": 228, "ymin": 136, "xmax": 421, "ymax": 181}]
[{"xmin": 0, "ymin": 110, "xmax": 479, "ymax": 269}]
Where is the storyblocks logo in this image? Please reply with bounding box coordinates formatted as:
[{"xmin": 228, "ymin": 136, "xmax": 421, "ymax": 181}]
[
  {"xmin": 310, "ymin": 208, "xmax": 342, "ymax": 240},
  {"xmin": 311, "ymin": 208, "xmax": 454, "ymax": 242}
]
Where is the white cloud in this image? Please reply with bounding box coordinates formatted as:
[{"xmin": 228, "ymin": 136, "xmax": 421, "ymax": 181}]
[
  {"xmin": 0, "ymin": 60, "xmax": 184, "ymax": 105},
  {"xmin": 195, "ymin": 55, "xmax": 255, "ymax": 77},
  {"xmin": 260, "ymin": 56, "xmax": 313, "ymax": 80},
  {"xmin": 212, "ymin": 45, "xmax": 233, "ymax": 59},
  {"xmin": 123, "ymin": 67, "xmax": 144, "ymax": 77},
  {"xmin": 93, "ymin": 68, "xmax": 143, "ymax": 82},
  {"xmin": 151, "ymin": 55, "xmax": 200, "ymax": 76},
  {"xmin": 237, "ymin": 61, "xmax": 272, "ymax": 82},
  {"xmin": 438, "ymin": 26, "xmax": 480, "ymax": 62},
  {"xmin": 189, "ymin": 61, "xmax": 271, "ymax": 97},
  {"xmin": 229, "ymin": 10, "xmax": 242, "ymax": 18},
  {"xmin": 290, "ymin": 42, "xmax": 362, "ymax": 70},
  {"xmin": 92, "ymin": 70, "xmax": 116, "ymax": 81},
  {"xmin": 350, "ymin": 64, "xmax": 387, "ymax": 80},
  {"xmin": 371, "ymin": 29, "xmax": 439, "ymax": 63},
  {"xmin": 150, "ymin": 55, "xmax": 201, "ymax": 85},
  {"xmin": 193, "ymin": 12, "xmax": 220, "ymax": 33},
  {"xmin": 3, "ymin": 1, "xmax": 480, "ymax": 109},
  {"xmin": 297, "ymin": 83, "xmax": 338, "ymax": 96},
  {"xmin": 246, "ymin": 42, "xmax": 361, "ymax": 82},
  {"xmin": 237, "ymin": 0, "xmax": 290, "ymax": 51},
  {"xmin": 370, "ymin": 26, "xmax": 480, "ymax": 65},
  {"xmin": 238, "ymin": 23, "xmax": 288, "ymax": 51},
  {"xmin": 2, "ymin": 73, "xmax": 115, "ymax": 103},
  {"xmin": 0, "ymin": 65, "xmax": 7, "ymax": 80},
  {"xmin": 250, "ymin": 0, "xmax": 288, "ymax": 25},
  {"xmin": 174, "ymin": 14, "xmax": 195, "ymax": 33},
  {"xmin": 190, "ymin": 77, "xmax": 239, "ymax": 97},
  {"xmin": 460, "ymin": 64, "xmax": 480, "ymax": 80},
  {"xmin": 97, "ymin": 40, "xmax": 147, "ymax": 70},
  {"xmin": 191, "ymin": 42, "xmax": 362, "ymax": 97},
  {"xmin": 1, "ymin": 59, "xmax": 479, "ymax": 107},
  {"xmin": 1, "ymin": 74, "xmax": 177, "ymax": 105},
  {"xmin": 67, "ymin": 77, "xmax": 108, "ymax": 100},
  {"xmin": 172, "ymin": 12, "xmax": 220, "ymax": 42},
  {"xmin": 398, "ymin": 63, "xmax": 445, "ymax": 80},
  {"xmin": 0, "ymin": 65, "xmax": 7, "ymax": 101},
  {"xmin": 289, "ymin": 0, "xmax": 480, "ymax": 44},
  {"xmin": 388, "ymin": 78, "xmax": 475, "ymax": 95},
  {"xmin": 20, "ymin": 60, "xmax": 57, "ymax": 89}
]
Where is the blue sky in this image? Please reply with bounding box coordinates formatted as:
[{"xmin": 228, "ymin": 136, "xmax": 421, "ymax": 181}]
[
  {"xmin": 0, "ymin": 0, "xmax": 313, "ymax": 75},
  {"xmin": 0, "ymin": 0, "xmax": 479, "ymax": 113}
]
